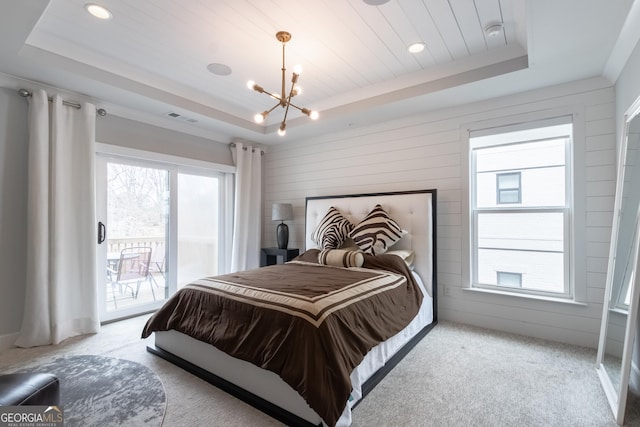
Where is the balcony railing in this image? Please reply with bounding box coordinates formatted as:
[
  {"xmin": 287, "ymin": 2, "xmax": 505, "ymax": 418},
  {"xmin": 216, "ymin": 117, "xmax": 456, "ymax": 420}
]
[{"xmin": 107, "ymin": 237, "xmax": 164, "ymax": 256}]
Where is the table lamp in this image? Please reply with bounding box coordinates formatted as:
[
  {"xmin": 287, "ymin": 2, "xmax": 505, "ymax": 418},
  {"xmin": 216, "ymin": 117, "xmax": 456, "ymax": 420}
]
[{"xmin": 272, "ymin": 203, "xmax": 293, "ymax": 249}]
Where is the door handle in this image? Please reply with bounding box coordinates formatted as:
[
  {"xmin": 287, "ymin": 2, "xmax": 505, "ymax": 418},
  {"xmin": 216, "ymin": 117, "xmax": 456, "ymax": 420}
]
[{"xmin": 97, "ymin": 221, "xmax": 106, "ymax": 244}]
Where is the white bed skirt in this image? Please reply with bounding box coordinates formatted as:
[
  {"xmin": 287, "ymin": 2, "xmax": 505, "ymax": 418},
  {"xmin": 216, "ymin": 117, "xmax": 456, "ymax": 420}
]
[{"xmin": 154, "ymin": 272, "xmax": 433, "ymax": 426}]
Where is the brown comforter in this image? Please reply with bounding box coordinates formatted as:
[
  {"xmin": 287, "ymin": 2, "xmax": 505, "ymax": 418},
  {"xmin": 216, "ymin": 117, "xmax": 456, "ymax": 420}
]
[{"xmin": 142, "ymin": 250, "xmax": 423, "ymax": 426}]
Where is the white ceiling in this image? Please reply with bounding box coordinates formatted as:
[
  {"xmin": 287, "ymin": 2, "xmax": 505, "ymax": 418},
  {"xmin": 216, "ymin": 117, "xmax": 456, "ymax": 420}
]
[{"xmin": 0, "ymin": 0, "xmax": 636, "ymax": 145}]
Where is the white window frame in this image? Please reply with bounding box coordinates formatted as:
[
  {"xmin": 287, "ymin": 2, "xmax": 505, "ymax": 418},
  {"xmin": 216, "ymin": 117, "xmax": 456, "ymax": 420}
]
[{"xmin": 463, "ymin": 111, "xmax": 586, "ymax": 303}]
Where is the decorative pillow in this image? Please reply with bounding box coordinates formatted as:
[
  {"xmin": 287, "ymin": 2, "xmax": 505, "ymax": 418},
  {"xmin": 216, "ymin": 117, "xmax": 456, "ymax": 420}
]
[
  {"xmin": 318, "ymin": 249, "xmax": 364, "ymax": 268},
  {"xmin": 339, "ymin": 238, "xmax": 358, "ymax": 250},
  {"xmin": 349, "ymin": 204, "xmax": 407, "ymax": 255},
  {"xmin": 385, "ymin": 249, "xmax": 415, "ymax": 269},
  {"xmin": 311, "ymin": 207, "xmax": 353, "ymax": 249}
]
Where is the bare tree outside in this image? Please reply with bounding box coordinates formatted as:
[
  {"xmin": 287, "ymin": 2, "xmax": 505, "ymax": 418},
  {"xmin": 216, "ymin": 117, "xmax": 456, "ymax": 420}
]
[{"xmin": 107, "ymin": 163, "xmax": 168, "ymax": 238}]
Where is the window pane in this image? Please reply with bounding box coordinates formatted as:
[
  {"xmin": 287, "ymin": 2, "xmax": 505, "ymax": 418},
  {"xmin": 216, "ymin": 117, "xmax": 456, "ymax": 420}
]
[
  {"xmin": 498, "ymin": 173, "xmax": 520, "ymax": 189},
  {"xmin": 498, "ymin": 189, "xmax": 520, "ymax": 204},
  {"xmin": 497, "ymin": 272, "xmax": 522, "ymax": 288},
  {"xmin": 475, "ymin": 139, "xmax": 566, "ymax": 208},
  {"xmin": 477, "ymin": 212, "xmax": 564, "ymax": 293},
  {"xmin": 177, "ymin": 174, "xmax": 219, "ymax": 288},
  {"xmin": 475, "ymin": 137, "xmax": 566, "ymax": 169},
  {"xmin": 478, "ymin": 212, "xmax": 564, "ymax": 251},
  {"xmin": 478, "ymin": 249, "xmax": 564, "ymax": 293},
  {"xmin": 106, "ymin": 163, "xmax": 168, "ymax": 313}
]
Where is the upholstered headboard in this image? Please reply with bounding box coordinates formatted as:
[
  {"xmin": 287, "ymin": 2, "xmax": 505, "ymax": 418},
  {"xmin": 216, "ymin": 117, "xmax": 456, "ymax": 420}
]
[{"xmin": 305, "ymin": 189, "xmax": 436, "ymax": 295}]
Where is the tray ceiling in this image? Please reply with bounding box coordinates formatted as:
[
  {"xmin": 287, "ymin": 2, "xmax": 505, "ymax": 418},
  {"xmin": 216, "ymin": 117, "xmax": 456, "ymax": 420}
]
[{"xmin": 0, "ymin": 0, "xmax": 634, "ymax": 144}]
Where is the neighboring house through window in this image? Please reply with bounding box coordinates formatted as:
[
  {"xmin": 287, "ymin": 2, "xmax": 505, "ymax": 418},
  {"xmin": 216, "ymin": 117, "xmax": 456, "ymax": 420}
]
[
  {"xmin": 497, "ymin": 271, "xmax": 523, "ymax": 288},
  {"xmin": 469, "ymin": 116, "xmax": 573, "ymax": 298}
]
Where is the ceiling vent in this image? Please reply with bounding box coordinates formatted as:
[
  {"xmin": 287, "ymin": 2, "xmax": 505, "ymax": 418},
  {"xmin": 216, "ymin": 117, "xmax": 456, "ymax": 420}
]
[{"xmin": 166, "ymin": 112, "xmax": 198, "ymax": 123}]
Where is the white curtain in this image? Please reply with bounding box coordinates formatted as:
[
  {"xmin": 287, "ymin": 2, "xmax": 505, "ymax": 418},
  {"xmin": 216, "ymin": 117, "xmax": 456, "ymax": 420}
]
[
  {"xmin": 230, "ymin": 142, "xmax": 262, "ymax": 272},
  {"xmin": 15, "ymin": 89, "xmax": 100, "ymax": 347}
]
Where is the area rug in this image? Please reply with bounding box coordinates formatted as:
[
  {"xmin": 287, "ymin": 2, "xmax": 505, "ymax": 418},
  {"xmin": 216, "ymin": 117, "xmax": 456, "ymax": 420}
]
[{"xmin": 15, "ymin": 355, "xmax": 166, "ymax": 426}]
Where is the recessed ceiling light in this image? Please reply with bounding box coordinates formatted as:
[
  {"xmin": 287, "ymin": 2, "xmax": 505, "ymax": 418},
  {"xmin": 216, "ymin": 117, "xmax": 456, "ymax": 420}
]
[
  {"xmin": 363, "ymin": 0, "xmax": 390, "ymax": 5},
  {"xmin": 484, "ymin": 23, "xmax": 503, "ymax": 37},
  {"xmin": 207, "ymin": 63, "xmax": 232, "ymax": 76},
  {"xmin": 408, "ymin": 42, "xmax": 426, "ymax": 54},
  {"xmin": 85, "ymin": 3, "xmax": 112, "ymax": 20}
]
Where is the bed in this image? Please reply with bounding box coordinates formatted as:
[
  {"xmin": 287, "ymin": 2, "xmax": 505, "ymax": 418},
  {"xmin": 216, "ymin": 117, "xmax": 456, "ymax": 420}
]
[{"xmin": 143, "ymin": 189, "xmax": 437, "ymax": 426}]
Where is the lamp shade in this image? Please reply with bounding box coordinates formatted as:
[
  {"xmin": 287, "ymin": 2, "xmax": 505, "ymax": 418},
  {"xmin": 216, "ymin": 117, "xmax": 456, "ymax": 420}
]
[{"xmin": 272, "ymin": 203, "xmax": 293, "ymax": 221}]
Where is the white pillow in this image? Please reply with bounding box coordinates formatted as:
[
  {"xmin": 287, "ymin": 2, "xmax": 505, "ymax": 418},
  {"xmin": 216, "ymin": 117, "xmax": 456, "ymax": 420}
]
[{"xmin": 385, "ymin": 249, "xmax": 415, "ymax": 269}]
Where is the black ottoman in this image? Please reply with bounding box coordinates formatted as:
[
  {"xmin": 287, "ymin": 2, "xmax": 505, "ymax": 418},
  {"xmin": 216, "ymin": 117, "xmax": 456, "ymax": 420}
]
[{"xmin": 0, "ymin": 373, "xmax": 59, "ymax": 406}]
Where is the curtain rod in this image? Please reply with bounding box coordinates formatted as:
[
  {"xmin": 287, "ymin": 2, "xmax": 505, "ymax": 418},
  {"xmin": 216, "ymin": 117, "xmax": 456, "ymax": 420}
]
[
  {"xmin": 18, "ymin": 88, "xmax": 107, "ymax": 117},
  {"xmin": 229, "ymin": 142, "xmax": 265, "ymax": 155}
]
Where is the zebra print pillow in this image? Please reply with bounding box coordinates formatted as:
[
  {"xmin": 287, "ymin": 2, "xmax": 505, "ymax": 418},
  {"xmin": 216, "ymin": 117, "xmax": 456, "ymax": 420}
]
[
  {"xmin": 349, "ymin": 204, "xmax": 407, "ymax": 255},
  {"xmin": 311, "ymin": 207, "xmax": 354, "ymax": 249}
]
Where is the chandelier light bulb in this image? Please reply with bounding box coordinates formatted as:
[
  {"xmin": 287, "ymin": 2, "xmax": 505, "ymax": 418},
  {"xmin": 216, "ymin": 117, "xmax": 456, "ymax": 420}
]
[
  {"xmin": 293, "ymin": 86, "xmax": 302, "ymax": 96},
  {"xmin": 293, "ymin": 64, "xmax": 303, "ymax": 75},
  {"xmin": 277, "ymin": 128, "xmax": 286, "ymax": 136},
  {"xmin": 310, "ymin": 110, "xmax": 319, "ymax": 120},
  {"xmin": 254, "ymin": 113, "xmax": 265, "ymax": 124},
  {"xmin": 247, "ymin": 80, "xmax": 256, "ymax": 90}
]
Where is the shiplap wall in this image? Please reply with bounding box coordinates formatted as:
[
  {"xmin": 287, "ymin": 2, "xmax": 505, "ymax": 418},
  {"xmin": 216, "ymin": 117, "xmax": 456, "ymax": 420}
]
[{"xmin": 262, "ymin": 77, "xmax": 616, "ymax": 348}]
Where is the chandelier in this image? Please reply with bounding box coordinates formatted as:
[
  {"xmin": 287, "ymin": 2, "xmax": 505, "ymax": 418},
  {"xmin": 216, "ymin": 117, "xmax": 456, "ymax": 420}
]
[{"xmin": 247, "ymin": 31, "xmax": 318, "ymax": 136}]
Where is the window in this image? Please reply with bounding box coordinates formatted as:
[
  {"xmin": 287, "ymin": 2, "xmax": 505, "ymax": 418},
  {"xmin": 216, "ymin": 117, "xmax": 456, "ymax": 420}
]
[
  {"xmin": 497, "ymin": 271, "xmax": 522, "ymax": 288},
  {"xmin": 470, "ymin": 116, "xmax": 572, "ymax": 298},
  {"xmin": 496, "ymin": 172, "xmax": 521, "ymax": 204}
]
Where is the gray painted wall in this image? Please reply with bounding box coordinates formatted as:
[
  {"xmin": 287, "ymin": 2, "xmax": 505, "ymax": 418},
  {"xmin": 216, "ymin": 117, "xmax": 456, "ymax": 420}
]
[
  {"xmin": 0, "ymin": 88, "xmax": 28, "ymax": 339},
  {"xmin": 96, "ymin": 115, "xmax": 233, "ymax": 166}
]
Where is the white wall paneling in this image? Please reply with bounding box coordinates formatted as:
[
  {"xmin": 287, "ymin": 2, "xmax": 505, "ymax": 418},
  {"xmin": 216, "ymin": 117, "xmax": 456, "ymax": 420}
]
[{"xmin": 263, "ymin": 77, "xmax": 617, "ymax": 348}]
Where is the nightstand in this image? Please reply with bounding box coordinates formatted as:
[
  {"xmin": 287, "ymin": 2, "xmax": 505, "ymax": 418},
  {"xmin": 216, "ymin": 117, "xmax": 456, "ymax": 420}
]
[{"xmin": 260, "ymin": 247, "xmax": 299, "ymax": 267}]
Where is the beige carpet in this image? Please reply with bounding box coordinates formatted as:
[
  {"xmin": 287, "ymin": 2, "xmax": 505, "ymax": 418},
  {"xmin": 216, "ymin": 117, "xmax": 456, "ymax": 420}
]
[{"xmin": 0, "ymin": 316, "xmax": 635, "ymax": 426}]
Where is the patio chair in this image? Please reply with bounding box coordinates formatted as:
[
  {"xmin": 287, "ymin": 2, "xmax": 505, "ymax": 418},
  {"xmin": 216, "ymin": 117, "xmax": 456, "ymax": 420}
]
[
  {"xmin": 149, "ymin": 242, "xmax": 166, "ymax": 286},
  {"xmin": 108, "ymin": 246, "xmax": 154, "ymax": 307}
]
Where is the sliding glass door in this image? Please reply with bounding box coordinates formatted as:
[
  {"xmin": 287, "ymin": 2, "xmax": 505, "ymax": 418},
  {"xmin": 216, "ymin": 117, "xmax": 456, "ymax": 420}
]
[{"xmin": 96, "ymin": 151, "xmax": 230, "ymax": 322}]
